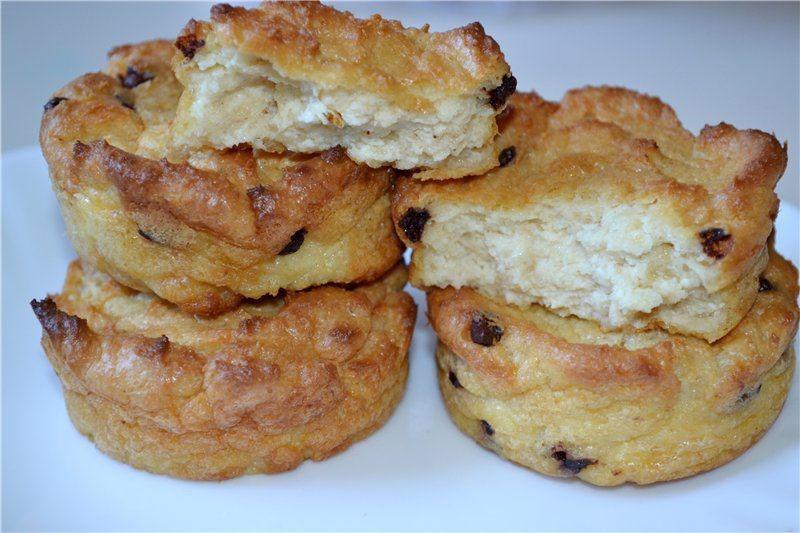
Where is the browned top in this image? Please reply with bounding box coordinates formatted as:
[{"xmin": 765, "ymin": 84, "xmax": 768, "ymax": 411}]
[
  {"xmin": 40, "ymin": 39, "xmax": 394, "ymax": 255},
  {"xmin": 428, "ymin": 248, "xmax": 798, "ymax": 411},
  {"xmin": 174, "ymin": 1, "xmax": 510, "ymax": 110},
  {"xmin": 393, "ymin": 88, "xmax": 787, "ymax": 288},
  {"xmin": 33, "ymin": 261, "xmax": 415, "ymax": 434}
]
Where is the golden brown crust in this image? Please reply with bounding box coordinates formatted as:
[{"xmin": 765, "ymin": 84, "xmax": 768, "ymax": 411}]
[
  {"xmin": 106, "ymin": 39, "xmax": 184, "ymax": 126},
  {"xmin": 70, "ymin": 141, "xmax": 386, "ymax": 253},
  {"xmin": 393, "ymin": 87, "xmax": 786, "ymax": 291},
  {"xmin": 39, "ymin": 40, "xmax": 403, "ymax": 316},
  {"xmin": 429, "ymin": 250, "xmax": 798, "ymax": 485},
  {"xmin": 179, "ymin": 1, "xmax": 510, "ymax": 111},
  {"xmin": 33, "ymin": 261, "xmax": 416, "ymax": 480}
]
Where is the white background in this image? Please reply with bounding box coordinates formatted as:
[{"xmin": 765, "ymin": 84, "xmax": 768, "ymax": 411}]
[{"xmin": 2, "ymin": 2, "xmax": 799, "ymax": 531}]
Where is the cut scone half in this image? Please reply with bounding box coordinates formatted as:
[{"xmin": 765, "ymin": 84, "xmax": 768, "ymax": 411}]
[
  {"xmin": 169, "ymin": 1, "xmax": 515, "ymax": 179},
  {"xmin": 430, "ymin": 248, "xmax": 798, "ymax": 486},
  {"xmin": 32, "ymin": 260, "xmax": 416, "ymax": 480},
  {"xmin": 40, "ymin": 40, "xmax": 403, "ymax": 317},
  {"xmin": 393, "ymin": 88, "xmax": 787, "ymax": 341}
]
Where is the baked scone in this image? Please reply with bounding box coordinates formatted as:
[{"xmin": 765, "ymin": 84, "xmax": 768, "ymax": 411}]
[
  {"xmin": 430, "ymin": 249, "xmax": 798, "ymax": 486},
  {"xmin": 32, "ymin": 260, "xmax": 415, "ymax": 480},
  {"xmin": 40, "ymin": 40, "xmax": 403, "ymax": 316},
  {"xmin": 169, "ymin": 2, "xmax": 515, "ymax": 179},
  {"xmin": 393, "ymin": 88, "xmax": 787, "ymax": 341}
]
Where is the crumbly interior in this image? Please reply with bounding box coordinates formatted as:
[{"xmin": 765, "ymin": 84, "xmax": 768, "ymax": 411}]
[
  {"xmin": 40, "ymin": 42, "xmax": 405, "ymax": 315},
  {"xmin": 171, "ymin": 45, "xmax": 498, "ymax": 170},
  {"xmin": 396, "ymin": 88, "xmax": 785, "ymax": 339},
  {"xmin": 415, "ymin": 201, "xmax": 748, "ymax": 335}
]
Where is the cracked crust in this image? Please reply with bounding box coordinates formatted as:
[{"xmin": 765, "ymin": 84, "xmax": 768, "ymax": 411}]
[
  {"xmin": 187, "ymin": 1, "xmax": 509, "ymax": 110},
  {"xmin": 430, "ymin": 249, "xmax": 798, "ymax": 486},
  {"xmin": 168, "ymin": 2, "xmax": 512, "ymax": 178},
  {"xmin": 39, "ymin": 40, "xmax": 403, "ymax": 316},
  {"xmin": 394, "ymin": 88, "xmax": 787, "ymax": 340},
  {"xmin": 32, "ymin": 260, "xmax": 416, "ymax": 480}
]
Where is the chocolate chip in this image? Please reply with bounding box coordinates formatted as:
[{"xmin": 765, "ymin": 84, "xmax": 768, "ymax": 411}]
[
  {"xmin": 137, "ymin": 228, "xmax": 156, "ymax": 242},
  {"xmin": 115, "ymin": 94, "xmax": 135, "ymax": 110},
  {"xmin": 119, "ymin": 67, "xmax": 154, "ymax": 89},
  {"xmin": 699, "ymin": 228, "xmax": 733, "ymax": 259},
  {"xmin": 279, "ymin": 229, "xmax": 306, "ymax": 255},
  {"xmin": 137, "ymin": 227, "xmax": 168, "ymax": 245},
  {"xmin": 551, "ymin": 446, "xmax": 597, "ymax": 475},
  {"xmin": 448, "ymin": 371, "xmax": 462, "ymax": 389},
  {"xmin": 487, "ymin": 74, "xmax": 517, "ymax": 109},
  {"xmin": 758, "ymin": 277, "xmax": 773, "ymax": 292},
  {"xmin": 498, "ymin": 146, "xmax": 516, "ymax": 167},
  {"xmin": 737, "ymin": 384, "xmax": 762, "ymax": 405},
  {"xmin": 470, "ymin": 312, "xmax": 503, "ymax": 347},
  {"xmin": 175, "ymin": 34, "xmax": 205, "ymax": 59},
  {"xmin": 398, "ymin": 207, "xmax": 430, "ymax": 243},
  {"xmin": 43, "ymin": 97, "xmax": 67, "ymax": 111},
  {"xmin": 480, "ymin": 420, "xmax": 494, "ymax": 436}
]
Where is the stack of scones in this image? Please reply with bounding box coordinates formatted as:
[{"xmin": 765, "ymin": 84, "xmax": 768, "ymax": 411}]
[
  {"xmin": 394, "ymin": 89, "xmax": 798, "ymax": 485},
  {"xmin": 32, "ymin": 2, "xmax": 513, "ymax": 480},
  {"xmin": 33, "ymin": 2, "xmax": 797, "ymax": 485}
]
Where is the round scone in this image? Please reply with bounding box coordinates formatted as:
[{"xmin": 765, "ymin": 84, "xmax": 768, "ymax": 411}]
[
  {"xmin": 429, "ymin": 249, "xmax": 798, "ymax": 486},
  {"xmin": 31, "ymin": 260, "xmax": 415, "ymax": 480},
  {"xmin": 394, "ymin": 89, "xmax": 786, "ymax": 342},
  {"xmin": 39, "ymin": 40, "xmax": 403, "ymax": 316}
]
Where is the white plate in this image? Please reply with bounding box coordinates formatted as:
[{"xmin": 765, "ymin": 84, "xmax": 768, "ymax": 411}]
[{"xmin": 2, "ymin": 146, "xmax": 798, "ymax": 532}]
